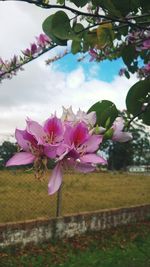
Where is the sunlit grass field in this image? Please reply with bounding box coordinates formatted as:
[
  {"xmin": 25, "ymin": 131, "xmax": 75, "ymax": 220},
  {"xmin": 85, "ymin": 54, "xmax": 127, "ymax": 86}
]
[{"xmin": 0, "ymin": 170, "xmax": 150, "ymax": 223}]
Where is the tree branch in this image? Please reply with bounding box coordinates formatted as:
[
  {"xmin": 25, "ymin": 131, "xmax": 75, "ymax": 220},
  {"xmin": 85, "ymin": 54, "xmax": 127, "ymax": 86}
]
[
  {"xmin": 1, "ymin": 0, "xmax": 150, "ymax": 30},
  {"xmin": 0, "ymin": 43, "xmax": 57, "ymax": 80}
]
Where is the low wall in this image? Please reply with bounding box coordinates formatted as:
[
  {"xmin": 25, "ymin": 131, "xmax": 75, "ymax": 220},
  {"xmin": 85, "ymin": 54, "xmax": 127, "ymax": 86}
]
[{"xmin": 0, "ymin": 204, "xmax": 150, "ymax": 248}]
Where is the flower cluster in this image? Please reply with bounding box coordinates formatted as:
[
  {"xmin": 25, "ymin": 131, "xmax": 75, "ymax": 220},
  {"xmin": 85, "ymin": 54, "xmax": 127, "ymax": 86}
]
[
  {"xmin": 88, "ymin": 46, "xmax": 119, "ymax": 63},
  {"xmin": 0, "ymin": 34, "xmax": 53, "ymax": 83},
  {"xmin": 137, "ymin": 62, "xmax": 150, "ymax": 79},
  {"xmin": 6, "ymin": 107, "xmax": 132, "ymax": 195},
  {"xmin": 119, "ymin": 62, "xmax": 150, "ymax": 79}
]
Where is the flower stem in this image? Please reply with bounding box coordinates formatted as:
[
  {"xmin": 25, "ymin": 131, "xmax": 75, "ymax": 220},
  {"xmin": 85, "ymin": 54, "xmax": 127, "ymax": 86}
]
[{"xmin": 56, "ymin": 184, "xmax": 62, "ymax": 217}]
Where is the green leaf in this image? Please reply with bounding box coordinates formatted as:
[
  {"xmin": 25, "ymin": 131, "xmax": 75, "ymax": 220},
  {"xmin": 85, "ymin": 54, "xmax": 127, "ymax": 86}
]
[
  {"xmin": 126, "ymin": 79, "xmax": 150, "ymax": 125},
  {"xmin": 71, "ymin": 40, "xmax": 81, "ymax": 54},
  {"xmin": 70, "ymin": 0, "xmax": 88, "ymax": 7},
  {"xmin": 74, "ymin": 23, "xmax": 84, "ymax": 34},
  {"xmin": 42, "ymin": 14, "xmax": 67, "ymax": 46},
  {"xmin": 88, "ymin": 100, "xmax": 118, "ymax": 128},
  {"xmin": 72, "ymin": 23, "xmax": 84, "ymax": 42},
  {"xmin": 50, "ymin": 11, "xmax": 72, "ymax": 40},
  {"xmin": 93, "ymin": 0, "xmax": 140, "ymax": 16},
  {"xmin": 125, "ymin": 70, "xmax": 130, "ymax": 79},
  {"xmin": 86, "ymin": 30, "xmax": 98, "ymax": 49},
  {"xmin": 105, "ymin": 117, "xmax": 111, "ymax": 128},
  {"xmin": 92, "ymin": 0, "xmax": 122, "ymax": 17},
  {"xmin": 57, "ymin": 0, "xmax": 65, "ymax": 4},
  {"xmin": 97, "ymin": 23, "xmax": 114, "ymax": 48},
  {"xmin": 104, "ymin": 128, "xmax": 114, "ymax": 140},
  {"xmin": 122, "ymin": 45, "xmax": 137, "ymax": 68}
]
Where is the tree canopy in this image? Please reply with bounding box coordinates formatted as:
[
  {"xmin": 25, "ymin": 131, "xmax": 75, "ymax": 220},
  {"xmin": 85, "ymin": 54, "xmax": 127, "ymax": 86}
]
[{"xmin": 0, "ymin": 0, "xmax": 150, "ymax": 127}]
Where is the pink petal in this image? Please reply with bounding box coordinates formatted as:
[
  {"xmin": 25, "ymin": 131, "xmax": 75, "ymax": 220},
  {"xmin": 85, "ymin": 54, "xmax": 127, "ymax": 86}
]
[
  {"xmin": 74, "ymin": 161, "xmax": 95, "ymax": 173},
  {"xmin": 44, "ymin": 117, "xmax": 63, "ymax": 141},
  {"xmin": 66, "ymin": 158, "xmax": 95, "ymax": 173},
  {"xmin": 80, "ymin": 154, "xmax": 107, "ymax": 164},
  {"xmin": 63, "ymin": 124, "xmax": 73, "ymax": 146},
  {"xmin": 83, "ymin": 135, "xmax": 103, "ymax": 153},
  {"xmin": 67, "ymin": 148, "xmax": 79, "ymax": 159},
  {"xmin": 6, "ymin": 152, "xmax": 35, "ymax": 166},
  {"xmin": 15, "ymin": 129, "xmax": 29, "ymax": 151},
  {"xmin": 113, "ymin": 117, "xmax": 124, "ymax": 131},
  {"xmin": 61, "ymin": 106, "xmax": 76, "ymax": 122},
  {"xmin": 57, "ymin": 144, "xmax": 70, "ymax": 161},
  {"xmin": 112, "ymin": 132, "xmax": 132, "ymax": 142},
  {"xmin": 26, "ymin": 119, "xmax": 46, "ymax": 143},
  {"xmin": 44, "ymin": 145, "xmax": 58, "ymax": 159},
  {"xmin": 86, "ymin": 111, "xmax": 96, "ymax": 126},
  {"xmin": 48, "ymin": 162, "xmax": 62, "ymax": 195},
  {"xmin": 71, "ymin": 122, "xmax": 89, "ymax": 146}
]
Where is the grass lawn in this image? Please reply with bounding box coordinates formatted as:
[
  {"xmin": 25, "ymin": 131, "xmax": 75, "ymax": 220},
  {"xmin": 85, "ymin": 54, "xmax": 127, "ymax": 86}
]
[
  {"xmin": 0, "ymin": 170, "xmax": 150, "ymax": 222},
  {"xmin": 0, "ymin": 221, "xmax": 150, "ymax": 267}
]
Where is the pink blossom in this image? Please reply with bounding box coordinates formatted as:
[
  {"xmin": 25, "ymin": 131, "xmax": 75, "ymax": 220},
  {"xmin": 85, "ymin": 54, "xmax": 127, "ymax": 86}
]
[
  {"xmin": 119, "ymin": 68, "xmax": 126, "ymax": 76},
  {"xmin": 5, "ymin": 108, "xmax": 134, "ymax": 197},
  {"xmin": 138, "ymin": 62, "xmax": 150, "ymax": 78},
  {"xmin": 61, "ymin": 106, "xmax": 76, "ymax": 123},
  {"xmin": 61, "ymin": 106, "xmax": 96, "ymax": 128},
  {"xmin": 26, "ymin": 116, "xmax": 64, "ymax": 158},
  {"xmin": 22, "ymin": 43, "xmax": 38, "ymax": 57},
  {"xmin": 48, "ymin": 122, "xmax": 106, "ymax": 195},
  {"xmin": 36, "ymin": 34, "xmax": 51, "ymax": 47},
  {"xmin": 6, "ymin": 129, "xmax": 44, "ymax": 167},
  {"xmin": 143, "ymin": 62, "xmax": 150, "ymax": 72},
  {"xmin": 112, "ymin": 117, "xmax": 132, "ymax": 142},
  {"xmin": 142, "ymin": 39, "xmax": 150, "ymax": 50},
  {"xmin": 76, "ymin": 109, "xmax": 96, "ymax": 127},
  {"xmin": 89, "ymin": 49, "xmax": 98, "ymax": 62}
]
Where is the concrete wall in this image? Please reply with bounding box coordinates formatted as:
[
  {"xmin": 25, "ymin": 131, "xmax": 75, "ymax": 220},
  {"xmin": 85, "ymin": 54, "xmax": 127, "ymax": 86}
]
[{"xmin": 0, "ymin": 204, "xmax": 150, "ymax": 248}]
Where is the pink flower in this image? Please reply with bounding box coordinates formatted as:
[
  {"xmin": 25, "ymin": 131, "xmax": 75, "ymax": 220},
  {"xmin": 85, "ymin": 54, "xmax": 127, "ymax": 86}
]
[
  {"xmin": 143, "ymin": 62, "xmax": 150, "ymax": 72},
  {"xmin": 138, "ymin": 62, "xmax": 150, "ymax": 78},
  {"xmin": 61, "ymin": 106, "xmax": 76, "ymax": 123},
  {"xmin": 22, "ymin": 43, "xmax": 38, "ymax": 57},
  {"xmin": 76, "ymin": 109, "xmax": 96, "ymax": 127},
  {"xmin": 142, "ymin": 39, "xmax": 150, "ymax": 50},
  {"xmin": 119, "ymin": 68, "xmax": 126, "ymax": 76},
  {"xmin": 48, "ymin": 122, "xmax": 107, "ymax": 195},
  {"xmin": 61, "ymin": 106, "xmax": 96, "ymax": 128},
  {"xmin": 26, "ymin": 116, "xmax": 64, "ymax": 158},
  {"xmin": 6, "ymin": 129, "xmax": 44, "ymax": 167},
  {"xmin": 89, "ymin": 49, "xmax": 98, "ymax": 62},
  {"xmin": 112, "ymin": 117, "xmax": 132, "ymax": 142},
  {"xmin": 36, "ymin": 34, "xmax": 51, "ymax": 47}
]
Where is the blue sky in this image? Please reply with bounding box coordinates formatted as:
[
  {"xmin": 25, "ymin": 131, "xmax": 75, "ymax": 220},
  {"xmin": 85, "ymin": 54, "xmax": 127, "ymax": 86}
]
[{"xmin": 55, "ymin": 53, "xmax": 124, "ymax": 82}]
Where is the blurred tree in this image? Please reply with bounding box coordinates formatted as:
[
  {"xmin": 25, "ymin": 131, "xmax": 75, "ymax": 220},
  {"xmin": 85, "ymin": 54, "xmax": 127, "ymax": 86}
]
[
  {"xmin": 0, "ymin": 141, "xmax": 17, "ymax": 168},
  {"xmin": 100, "ymin": 120, "xmax": 150, "ymax": 170}
]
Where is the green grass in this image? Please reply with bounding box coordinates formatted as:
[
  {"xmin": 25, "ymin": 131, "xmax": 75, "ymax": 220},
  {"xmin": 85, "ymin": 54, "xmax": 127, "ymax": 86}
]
[
  {"xmin": 0, "ymin": 170, "xmax": 150, "ymax": 222},
  {"xmin": 0, "ymin": 222, "xmax": 150, "ymax": 267}
]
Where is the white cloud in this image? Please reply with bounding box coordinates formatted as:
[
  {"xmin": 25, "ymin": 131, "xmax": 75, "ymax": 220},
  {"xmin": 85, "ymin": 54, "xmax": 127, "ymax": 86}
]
[
  {"xmin": 0, "ymin": 57, "xmax": 137, "ymax": 143},
  {"xmin": 66, "ymin": 67, "xmax": 85, "ymax": 89}
]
